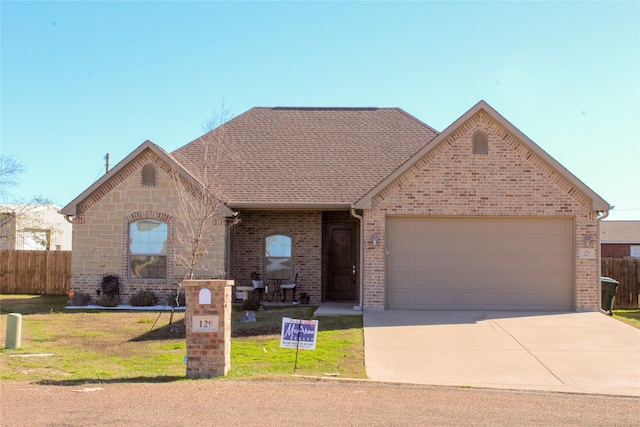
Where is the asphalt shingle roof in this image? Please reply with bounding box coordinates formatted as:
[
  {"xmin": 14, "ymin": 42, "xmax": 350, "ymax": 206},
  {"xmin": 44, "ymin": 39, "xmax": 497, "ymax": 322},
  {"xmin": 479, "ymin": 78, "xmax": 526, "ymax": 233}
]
[
  {"xmin": 172, "ymin": 107, "xmax": 439, "ymax": 208},
  {"xmin": 600, "ymin": 221, "xmax": 640, "ymax": 243}
]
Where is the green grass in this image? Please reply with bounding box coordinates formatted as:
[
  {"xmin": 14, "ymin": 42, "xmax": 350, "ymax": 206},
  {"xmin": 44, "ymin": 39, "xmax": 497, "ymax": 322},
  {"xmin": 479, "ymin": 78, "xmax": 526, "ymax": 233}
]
[
  {"xmin": 0, "ymin": 294, "xmax": 365, "ymax": 383},
  {"xmin": 613, "ymin": 309, "xmax": 640, "ymax": 329},
  {"xmin": 0, "ymin": 294, "xmax": 68, "ymax": 315}
]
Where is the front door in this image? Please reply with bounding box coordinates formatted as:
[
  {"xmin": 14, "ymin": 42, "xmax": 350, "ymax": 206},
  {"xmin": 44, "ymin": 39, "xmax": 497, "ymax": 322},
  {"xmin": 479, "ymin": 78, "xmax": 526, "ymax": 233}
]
[{"xmin": 327, "ymin": 223, "xmax": 357, "ymax": 300}]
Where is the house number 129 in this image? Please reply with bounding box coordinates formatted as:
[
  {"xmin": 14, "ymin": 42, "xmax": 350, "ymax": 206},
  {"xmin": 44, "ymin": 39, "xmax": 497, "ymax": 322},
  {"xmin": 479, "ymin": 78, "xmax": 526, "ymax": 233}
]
[{"xmin": 192, "ymin": 315, "xmax": 219, "ymax": 333}]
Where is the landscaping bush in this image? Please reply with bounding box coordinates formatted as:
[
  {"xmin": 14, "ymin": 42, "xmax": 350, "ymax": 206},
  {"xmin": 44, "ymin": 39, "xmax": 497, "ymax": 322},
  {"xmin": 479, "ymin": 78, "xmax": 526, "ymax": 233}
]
[
  {"xmin": 130, "ymin": 290, "xmax": 159, "ymax": 306},
  {"xmin": 70, "ymin": 292, "xmax": 91, "ymax": 306},
  {"xmin": 241, "ymin": 299, "xmax": 261, "ymax": 311},
  {"xmin": 96, "ymin": 293, "xmax": 120, "ymax": 307}
]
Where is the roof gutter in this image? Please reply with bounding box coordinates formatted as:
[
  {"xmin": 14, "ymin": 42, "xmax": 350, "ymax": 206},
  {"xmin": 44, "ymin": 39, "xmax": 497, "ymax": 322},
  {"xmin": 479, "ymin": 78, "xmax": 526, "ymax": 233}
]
[
  {"xmin": 230, "ymin": 202, "xmax": 353, "ymax": 211},
  {"xmin": 350, "ymin": 206, "xmax": 364, "ymax": 311}
]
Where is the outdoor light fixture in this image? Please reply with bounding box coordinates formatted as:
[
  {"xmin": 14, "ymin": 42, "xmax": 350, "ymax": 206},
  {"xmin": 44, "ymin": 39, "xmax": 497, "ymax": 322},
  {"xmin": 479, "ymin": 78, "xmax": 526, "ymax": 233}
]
[
  {"xmin": 585, "ymin": 234, "xmax": 592, "ymax": 246},
  {"xmin": 371, "ymin": 233, "xmax": 378, "ymax": 247}
]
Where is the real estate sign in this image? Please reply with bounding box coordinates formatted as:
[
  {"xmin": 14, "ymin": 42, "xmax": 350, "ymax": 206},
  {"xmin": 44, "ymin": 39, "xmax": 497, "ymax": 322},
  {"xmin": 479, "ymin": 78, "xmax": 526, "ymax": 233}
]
[{"xmin": 280, "ymin": 317, "xmax": 319, "ymax": 350}]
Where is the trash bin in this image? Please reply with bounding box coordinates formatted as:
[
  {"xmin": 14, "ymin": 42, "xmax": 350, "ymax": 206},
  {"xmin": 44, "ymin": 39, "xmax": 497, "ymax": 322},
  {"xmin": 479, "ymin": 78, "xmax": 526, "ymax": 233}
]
[{"xmin": 600, "ymin": 276, "xmax": 620, "ymax": 314}]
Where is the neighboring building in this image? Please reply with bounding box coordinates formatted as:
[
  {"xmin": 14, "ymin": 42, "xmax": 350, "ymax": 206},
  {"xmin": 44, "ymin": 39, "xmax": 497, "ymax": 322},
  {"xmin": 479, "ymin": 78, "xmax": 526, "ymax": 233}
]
[
  {"xmin": 601, "ymin": 221, "xmax": 640, "ymax": 258},
  {"xmin": 0, "ymin": 204, "xmax": 72, "ymax": 250},
  {"xmin": 62, "ymin": 101, "xmax": 611, "ymax": 311}
]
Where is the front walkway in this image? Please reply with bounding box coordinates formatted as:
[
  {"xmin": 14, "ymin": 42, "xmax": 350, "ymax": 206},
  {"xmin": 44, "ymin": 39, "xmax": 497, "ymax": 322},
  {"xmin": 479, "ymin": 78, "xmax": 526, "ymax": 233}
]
[{"xmin": 313, "ymin": 302, "xmax": 362, "ymax": 316}]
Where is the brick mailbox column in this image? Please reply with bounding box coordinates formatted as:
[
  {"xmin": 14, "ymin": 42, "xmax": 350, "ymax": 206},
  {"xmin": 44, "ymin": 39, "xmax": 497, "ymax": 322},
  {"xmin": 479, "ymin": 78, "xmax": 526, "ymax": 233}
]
[{"xmin": 183, "ymin": 279, "xmax": 233, "ymax": 379}]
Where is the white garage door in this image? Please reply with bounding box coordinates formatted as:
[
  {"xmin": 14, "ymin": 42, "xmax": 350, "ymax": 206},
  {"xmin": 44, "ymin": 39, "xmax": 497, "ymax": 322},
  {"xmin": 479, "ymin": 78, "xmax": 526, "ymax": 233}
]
[{"xmin": 386, "ymin": 217, "xmax": 574, "ymax": 310}]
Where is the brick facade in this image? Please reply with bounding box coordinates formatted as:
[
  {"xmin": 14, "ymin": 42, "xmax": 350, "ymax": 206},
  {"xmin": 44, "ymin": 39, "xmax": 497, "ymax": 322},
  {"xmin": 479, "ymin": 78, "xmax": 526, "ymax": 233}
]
[
  {"xmin": 230, "ymin": 210, "xmax": 323, "ymax": 303},
  {"xmin": 601, "ymin": 244, "xmax": 633, "ymax": 258},
  {"xmin": 67, "ymin": 106, "xmax": 606, "ymax": 312},
  {"xmin": 70, "ymin": 149, "xmax": 227, "ymax": 304},
  {"xmin": 184, "ymin": 279, "xmax": 232, "ymax": 379},
  {"xmin": 362, "ymin": 110, "xmax": 601, "ymax": 311}
]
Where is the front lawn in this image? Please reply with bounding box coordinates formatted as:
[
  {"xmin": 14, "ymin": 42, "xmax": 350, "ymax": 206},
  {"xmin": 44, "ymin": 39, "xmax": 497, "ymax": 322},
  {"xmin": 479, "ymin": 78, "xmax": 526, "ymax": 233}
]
[
  {"xmin": 612, "ymin": 309, "xmax": 640, "ymax": 329},
  {"xmin": 0, "ymin": 294, "xmax": 365, "ymax": 383}
]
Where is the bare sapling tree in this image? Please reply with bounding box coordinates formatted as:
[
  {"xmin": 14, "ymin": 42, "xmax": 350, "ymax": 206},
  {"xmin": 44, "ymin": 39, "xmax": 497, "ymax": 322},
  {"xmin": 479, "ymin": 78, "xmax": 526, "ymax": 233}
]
[
  {"xmin": 0, "ymin": 155, "xmax": 25, "ymax": 202},
  {"xmin": 171, "ymin": 102, "xmax": 237, "ymax": 280}
]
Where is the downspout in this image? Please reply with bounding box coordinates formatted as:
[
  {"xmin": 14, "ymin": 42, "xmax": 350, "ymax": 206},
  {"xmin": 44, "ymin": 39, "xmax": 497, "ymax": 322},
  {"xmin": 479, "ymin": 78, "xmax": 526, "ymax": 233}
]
[
  {"xmin": 225, "ymin": 218, "xmax": 232, "ymax": 279},
  {"xmin": 225, "ymin": 212, "xmax": 239, "ymax": 279},
  {"xmin": 350, "ymin": 206, "xmax": 364, "ymax": 311},
  {"xmin": 597, "ymin": 209, "xmax": 610, "ymax": 312}
]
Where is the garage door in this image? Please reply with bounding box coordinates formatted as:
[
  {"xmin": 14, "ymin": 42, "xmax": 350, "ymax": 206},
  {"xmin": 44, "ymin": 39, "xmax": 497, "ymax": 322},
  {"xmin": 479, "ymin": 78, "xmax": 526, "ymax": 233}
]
[{"xmin": 386, "ymin": 217, "xmax": 574, "ymax": 310}]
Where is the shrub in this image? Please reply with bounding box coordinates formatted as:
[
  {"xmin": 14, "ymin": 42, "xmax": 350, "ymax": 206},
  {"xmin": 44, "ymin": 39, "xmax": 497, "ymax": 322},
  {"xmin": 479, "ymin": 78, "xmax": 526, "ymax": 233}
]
[
  {"xmin": 96, "ymin": 293, "xmax": 120, "ymax": 307},
  {"xmin": 70, "ymin": 292, "xmax": 91, "ymax": 306},
  {"xmin": 241, "ymin": 299, "xmax": 261, "ymax": 311},
  {"xmin": 130, "ymin": 290, "xmax": 158, "ymax": 306}
]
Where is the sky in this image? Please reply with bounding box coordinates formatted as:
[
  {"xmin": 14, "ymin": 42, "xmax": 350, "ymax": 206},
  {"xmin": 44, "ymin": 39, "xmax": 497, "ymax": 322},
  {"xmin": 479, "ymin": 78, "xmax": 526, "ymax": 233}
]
[{"xmin": 1, "ymin": 1, "xmax": 639, "ymax": 220}]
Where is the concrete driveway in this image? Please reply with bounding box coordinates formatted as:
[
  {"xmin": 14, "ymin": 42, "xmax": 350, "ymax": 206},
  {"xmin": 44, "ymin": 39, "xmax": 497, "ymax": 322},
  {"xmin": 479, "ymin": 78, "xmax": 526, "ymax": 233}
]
[{"xmin": 364, "ymin": 310, "xmax": 640, "ymax": 396}]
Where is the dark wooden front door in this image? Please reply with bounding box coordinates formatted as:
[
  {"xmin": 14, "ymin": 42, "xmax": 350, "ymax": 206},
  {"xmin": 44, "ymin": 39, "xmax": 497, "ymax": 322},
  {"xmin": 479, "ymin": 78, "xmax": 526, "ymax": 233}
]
[{"xmin": 327, "ymin": 223, "xmax": 357, "ymax": 300}]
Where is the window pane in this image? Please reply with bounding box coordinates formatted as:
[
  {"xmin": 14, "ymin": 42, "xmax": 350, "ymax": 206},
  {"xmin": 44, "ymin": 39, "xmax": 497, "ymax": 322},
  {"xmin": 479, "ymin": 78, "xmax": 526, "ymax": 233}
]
[
  {"xmin": 266, "ymin": 235, "xmax": 291, "ymax": 257},
  {"xmin": 129, "ymin": 219, "xmax": 168, "ymax": 279},
  {"xmin": 266, "ymin": 235, "xmax": 292, "ymax": 279},
  {"xmin": 130, "ymin": 255, "xmax": 166, "ymax": 279},
  {"xmin": 266, "ymin": 257, "xmax": 291, "ymax": 280},
  {"xmin": 130, "ymin": 220, "xmax": 167, "ymax": 254}
]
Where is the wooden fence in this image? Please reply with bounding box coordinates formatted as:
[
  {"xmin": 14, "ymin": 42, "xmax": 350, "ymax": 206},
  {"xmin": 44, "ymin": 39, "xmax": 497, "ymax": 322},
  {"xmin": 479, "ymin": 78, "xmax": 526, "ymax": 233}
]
[
  {"xmin": 602, "ymin": 257, "xmax": 640, "ymax": 309},
  {"xmin": 0, "ymin": 250, "xmax": 71, "ymax": 295},
  {"xmin": 1, "ymin": 250, "xmax": 638, "ymax": 307}
]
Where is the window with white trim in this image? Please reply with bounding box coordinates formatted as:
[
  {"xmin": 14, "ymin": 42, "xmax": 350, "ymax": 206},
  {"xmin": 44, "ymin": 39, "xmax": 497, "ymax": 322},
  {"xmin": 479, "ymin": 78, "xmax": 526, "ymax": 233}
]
[
  {"xmin": 265, "ymin": 234, "xmax": 292, "ymax": 280},
  {"xmin": 129, "ymin": 219, "xmax": 167, "ymax": 278}
]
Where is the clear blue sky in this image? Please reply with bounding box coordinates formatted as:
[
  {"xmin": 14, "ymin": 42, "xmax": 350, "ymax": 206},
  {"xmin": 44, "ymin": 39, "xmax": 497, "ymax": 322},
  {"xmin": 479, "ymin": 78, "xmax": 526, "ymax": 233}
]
[{"xmin": 2, "ymin": 1, "xmax": 639, "ymax": 220}]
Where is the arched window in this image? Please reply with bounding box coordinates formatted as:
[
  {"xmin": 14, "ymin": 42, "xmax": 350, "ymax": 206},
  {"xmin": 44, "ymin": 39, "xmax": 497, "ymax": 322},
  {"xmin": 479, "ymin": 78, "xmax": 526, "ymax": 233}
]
[
  {"xmin": 129, "ymin": 219, "xmax": 167, "ymax": 278},
  {"xmin": 473, "ymin": 131, "xmax": 489, "ymax": 155},
  {"xmin": 265, "ymin": 234, "xmax": 292, "ymax": 280},
  {"xmin": 141, "ymin": 164, "xmax": 156, "ymax": 186}
]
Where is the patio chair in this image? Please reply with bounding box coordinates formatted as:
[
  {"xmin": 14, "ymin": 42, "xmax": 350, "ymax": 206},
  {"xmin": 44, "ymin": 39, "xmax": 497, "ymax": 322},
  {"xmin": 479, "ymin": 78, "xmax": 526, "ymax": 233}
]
[
  {"xmin": 250, "ymin": 271, "xmax": 265, "ymax": 302},
  {"xmin": 280, "ymin": 272, "xmax": 297, "ymax": 303}
]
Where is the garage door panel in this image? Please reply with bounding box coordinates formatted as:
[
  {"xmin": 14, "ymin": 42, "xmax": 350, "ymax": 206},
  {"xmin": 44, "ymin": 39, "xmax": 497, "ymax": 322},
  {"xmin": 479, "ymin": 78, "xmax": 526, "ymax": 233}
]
[{"xmin": 386, "ymin": 217, "xmax": 574, "ymax": 310}]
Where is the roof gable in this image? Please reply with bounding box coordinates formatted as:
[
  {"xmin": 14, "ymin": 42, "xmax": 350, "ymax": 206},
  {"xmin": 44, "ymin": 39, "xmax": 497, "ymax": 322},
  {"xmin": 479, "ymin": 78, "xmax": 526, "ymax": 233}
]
[
  {"xmin": 61, "ymin": 140, "xmax": 233, "ymax": 217},
  {"xmin": 356, "ymin": 101, "xmax": 611, "ymax": 212}
]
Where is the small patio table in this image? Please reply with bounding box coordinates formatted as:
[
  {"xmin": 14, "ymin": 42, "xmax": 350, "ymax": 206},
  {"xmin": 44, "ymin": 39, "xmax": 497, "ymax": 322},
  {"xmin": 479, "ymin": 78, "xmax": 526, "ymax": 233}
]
[{"xmin": 236, "ymin": 286, "xmax": 255, "ymax": 301}]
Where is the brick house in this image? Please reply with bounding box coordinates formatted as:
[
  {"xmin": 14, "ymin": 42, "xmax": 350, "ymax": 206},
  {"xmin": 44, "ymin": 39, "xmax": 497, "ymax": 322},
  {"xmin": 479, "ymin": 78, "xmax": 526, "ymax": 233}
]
[
  {"xmin": 601, "ymin": 221, "xmax": 640, "ymax": 258},
  {"xmin": 61, "ymin": 101, "xmax": 611, "ymax": 311}
]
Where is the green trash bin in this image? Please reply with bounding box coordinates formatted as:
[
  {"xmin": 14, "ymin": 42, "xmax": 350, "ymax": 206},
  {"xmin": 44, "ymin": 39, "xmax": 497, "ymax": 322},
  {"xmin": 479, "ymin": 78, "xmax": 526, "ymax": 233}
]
[{"xmin": 600, "ymin": 276, "xmax": 620, "ymax": 314}]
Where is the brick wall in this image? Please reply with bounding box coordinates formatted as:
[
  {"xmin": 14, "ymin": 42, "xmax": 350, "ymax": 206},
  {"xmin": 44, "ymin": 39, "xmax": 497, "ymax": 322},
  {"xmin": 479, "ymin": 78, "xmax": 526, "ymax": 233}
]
[
  {"xmin": 601, "ymin": 244, "xmax": 632, "ymax": 258},
  {"xmin": 363, "ymin": 110, "xmax": 601, "ymax": 311},
  {"xmin": 230, "ymin": 210, "xmax": 322, "ymax": 303},
  {"xmin": 70, "ymin": 149, "xmax": 227, "ymax": 304},
  {"xmin": 184, "ymin": 279, "xmax": 232, "ymax": 378}
]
